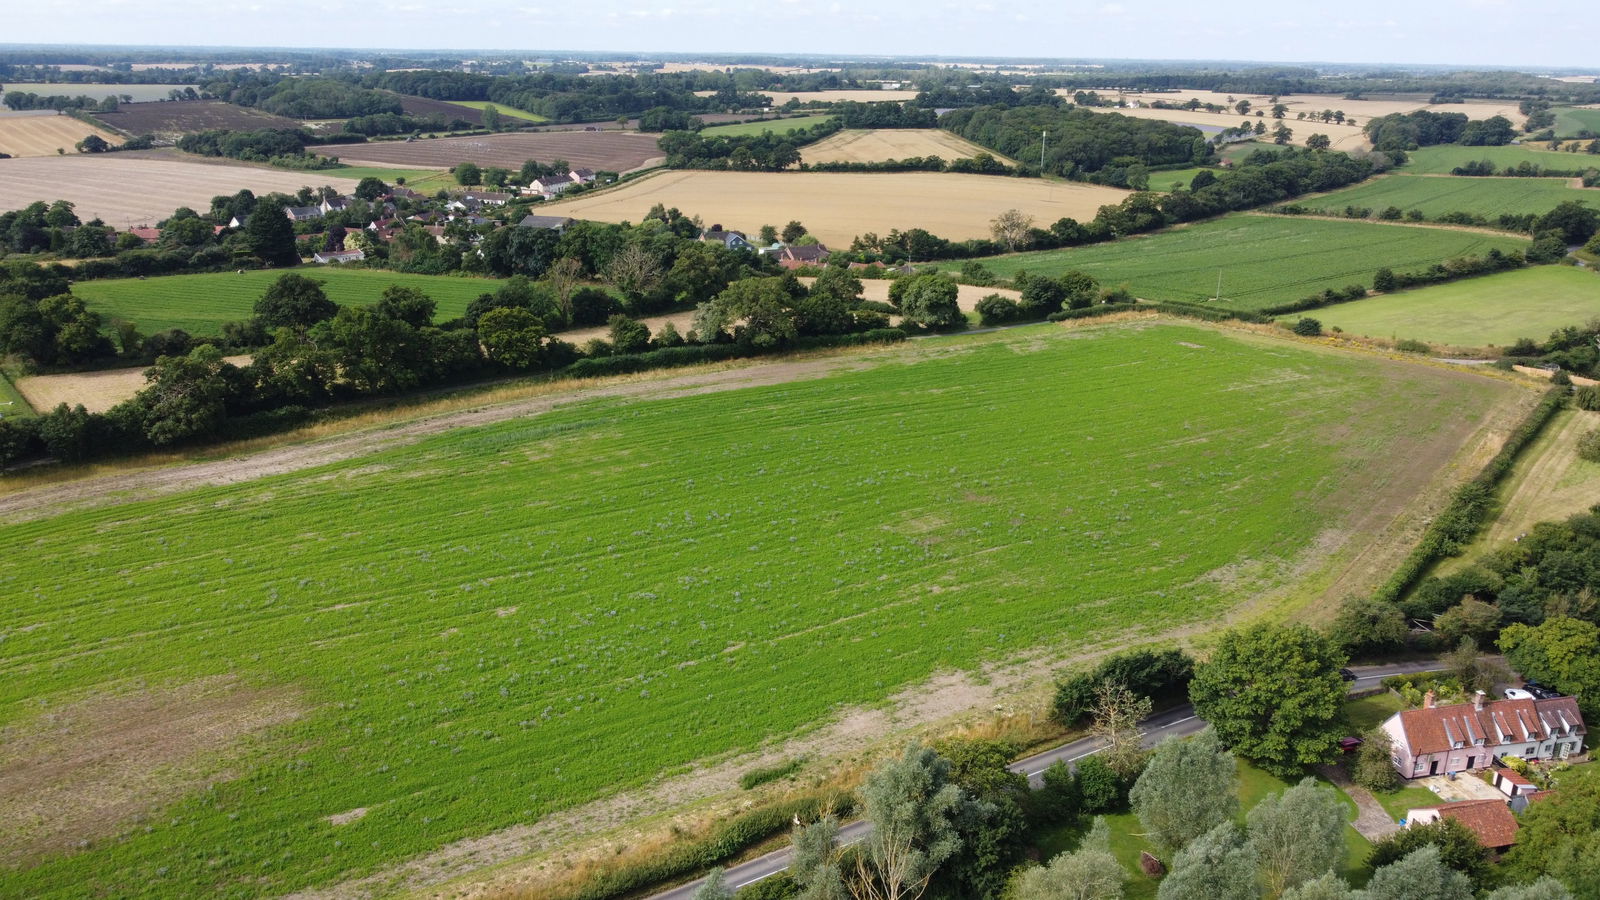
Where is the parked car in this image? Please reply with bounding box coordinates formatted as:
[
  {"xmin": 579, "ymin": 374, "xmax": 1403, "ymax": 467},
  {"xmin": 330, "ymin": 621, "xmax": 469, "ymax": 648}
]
[
  {"xmin": 1503, "ymin": 687, "xmax": 1535, "ymax": 700},
  {"xmin": 1339, "ymin": 668, "xmax": 1357, "ymax": 682},
  {"xmin": 1338, "ymin": 736, "xmax": 1365, "ymax": 753},
  {"xmin": 1524, "ymin": 682, "xmax": 1562, "ymax": 699}
]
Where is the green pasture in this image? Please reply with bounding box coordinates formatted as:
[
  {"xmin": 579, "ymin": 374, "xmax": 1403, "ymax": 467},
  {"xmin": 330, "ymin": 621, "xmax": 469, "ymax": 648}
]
[
  {"xmin": 1301, "ymin": 174, "xmax": 1594, "ymax": 220},
  {"xmin": 1314, "ymin": 266, "xmax": 1600, "ymax": 348},
  {"xmin": 1401, "ymin": 143, "xmax": 1599, "ymax": 175},
  {"xmin": 945, "ymin": 215, "xmax": 1527, "ymax": 312},
  {"xmin": 1147, "ymin": 166, "xmax": 1216, "ymax": 192},
  {"xmin": 699, "ymin": 115, "xmax": 837, "ymax": 137},
  {"xmin": 72, "ymin": 268, "xmax": 503, "ymax": 334},
  {"xmin": 323, "ymin": 165, "xmax": 455, "ymax": 190},
  {"xmin": 1552, "ymin": 107, "xmax": 1600, "ymax": 139},
  {"xmin": 1034, "ymin": 759, "xmax": 1373, "ymax": 899},
  {"xmin": 0, "ymin": 322, "xmax": 1516, "ymax": 896},
  {"xmin": 446, "ymin": 101, "xmax": 549, "ymax": 123},
  {"xmin": 0, "ymin": 369, "xmax": 33, "ymax": 418}
]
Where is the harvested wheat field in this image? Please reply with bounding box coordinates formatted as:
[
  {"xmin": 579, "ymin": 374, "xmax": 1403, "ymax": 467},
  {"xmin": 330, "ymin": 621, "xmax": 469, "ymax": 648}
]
[
  {"xmin": 1090, "ymin": 105, "xmax": 1370, "ymax": 151},
  {"xmin": 15, "ymin": 355, "xmax": 252, "ymax": 414},
  {"xmin": 315, "ymin": 130, "xmax": 665, "ymax": 173},
  {"xmin": 0, "ymin": 157, "xmax": 356, "ymax": 227},
  {"xmin": 0, "ymin": 112, "xmax": 123, "ymax": 158},
  {"xmin": 761, "ymin": 90, "xmax": 921, "ymax": 104},
  {"xmin": 546, "ymin": 171, "xmax": 1126, "ymax": 246},
  {"xmin": 801, "ymin": 129, "xmax": 1011, "ymax": 164}
]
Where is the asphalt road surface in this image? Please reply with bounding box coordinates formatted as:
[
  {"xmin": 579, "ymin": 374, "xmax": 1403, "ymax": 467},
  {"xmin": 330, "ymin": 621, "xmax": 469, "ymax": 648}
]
[{"xmin": 647, "ymin": 659, "xmax": 1445, "ymax": 900}]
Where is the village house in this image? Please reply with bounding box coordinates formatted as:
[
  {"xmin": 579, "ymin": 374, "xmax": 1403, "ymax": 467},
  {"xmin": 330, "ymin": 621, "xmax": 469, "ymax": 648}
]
[
  {"xmin": 462, "ymin": 190, "xmax": 514, "ymax": 205},
  {"xmin": 312, "ymin": 249, "xmax": 365, "ymax": 264},
  {"xmin": 1382, "ymin": 690, "xmax": 1587, "ymax": 779},
  {"xmin": 517, "ymin": 214, "xmax": 575, "ymax": 233},
  {"xmin": 125, "ymin": 226, "xmax": 162, "ymax": 244},
  {"xmin": 773, "ymin": 243, "xmax": 831, "ymax": 270},
  {"xmin": 319, "ymin": 196, "xmax": 354, "ymax": 214},
  {"xmin": 1405, "ymin": 799, "xmax": 1520, "ymax": 852},
  {"xmin": 569, "ymin": 167, "xmax": 597, "ymax": 184},
  {"xmin": 285, "ymin": 205, "xmax": 323, "ymax": 223},
  {"xmin": 700, "ymin": 226, "xmax": 755, "ymax": 251},
  {"xmin": 529, "ymin": 174, "xmax": 579, "ymax": 197}
]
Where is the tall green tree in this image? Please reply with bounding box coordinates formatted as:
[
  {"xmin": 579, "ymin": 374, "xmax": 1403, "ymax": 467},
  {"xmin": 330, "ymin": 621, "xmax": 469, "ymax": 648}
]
[
  {"xmin": 254, "ymin": 273, "xmax": 336, "ymax": 331},
  {"xmin": 1359, "ymin": 846, "xmax": 1471, "ymax": 900},
  {"xmin": 1484, "ymin": 879, "xmax": 1575, "ymax": 900},
  {"xmin": 242, "ymin": 200, "xmax": 300, "ymax": 267},
  {"xmin": 1010, "ymin": 818, "xmax": 1125, "ymax": 900},
  {"xmin": 131, "ymin": 344, "xmax": 235, "ymax": 446},
  {"xmin": 693, "ymin": 278, "xmax": 798, "ymax": 348},
  {"xmin": 1188, "ymin": 624, "xmax": 1347, "ymax": 777},
  {"xmin": 1367, "ymin": 818, "xmax": 1489, "ymax": 888},
  {"xmin": 477, "ymin": 307, "xmax": 549, "ymax": 369},
  {"xmin": 1280, "ymin": 872, "xmax": 1354, "ymax": 900},
  {"xmin": 1130, "ymin": 727, "xmax": 1238, "ymax": 854},
  {"xmin": 892, "ymin": 274, "xmax": 963, "ymax": 329},
  {"xmin": 374, "ymin": 285, "xmax": 436, "ymax": 329},
  {"xmin": 790, "ymin": 815, "xmax": 849, "ymax": 900},
  {"xmin": 1155, "ymin": 821, "xmax": 1259, "ymax": 900},
  {"xmin": 1503, "ymin": 763, "xmax": 1600, "ymax": 894},
  {"xmin": 1247, "ymin": 778, "xmax": 1346, "ymax": 897},
  {"xmin": 854, "ymin": 743, "xmax": 981, "ymax": 900},
  {"xmin": 692, "ymin": 867, "xmax": 734, "ymax": 900},
  {"xmin": 1500, "ymin": 617, "xmax": 1600, "ymax": 719}
]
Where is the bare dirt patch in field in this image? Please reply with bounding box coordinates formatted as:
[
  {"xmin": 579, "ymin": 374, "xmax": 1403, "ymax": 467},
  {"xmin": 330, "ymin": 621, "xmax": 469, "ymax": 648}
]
[
  {"xmin": 94, "ymin": 100, "xmax": 302, "ymax": 136},
  {"xmin": 0, "ymin": 156, "xmax": 356, "ymax": 227},
  {"xmin": 0, "ymin": 675, "xmax": 304, "ymax": 864},
  {"xmin": 15, "ymin": 355, "xmax": 251, "ymax": 414},
  {"xmin": 801, "ymin": 129, "xmax": 1010, "ymax": 164},
  {"xmin": 545, "ymin": 170, "xmax": 1127, "ymax": 247},
  {"xmin": 0, "ymin": 114, "xmax": 122, "ymax": 157},
  {"xmin": 316, "ymin": 131, "xmax": 665, "ymax": 173}
]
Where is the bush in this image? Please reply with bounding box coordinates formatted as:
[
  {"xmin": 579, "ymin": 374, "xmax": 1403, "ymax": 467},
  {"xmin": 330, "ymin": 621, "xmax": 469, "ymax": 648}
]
[
  {"xmin": 738, "ymin": 758, "xmax": 804, "ymax": 791},
  {"xmin": 1292, "ymin": 317, "xmax": 1323, "ymax": 337},
  {"xmin": 1075, "ymin": 755, "xmax": 1127, "ymax": 814},
  {"xmin": 974, "ymin": 294, "xmax": 1022, "ymax": 326},
  {"xmin": 1578, "ymin": 428, "xmax": 1600, "ymax": 463},
  {"xmin": 1052, "ymin": 647, "xmax": 1195, "ymax": 726},
  {"xmin": 1353, "ymin": 729, "xmax": 1402, "ymax": 793},
  {"xmin": 1394, "ymin": 339, "xmax": 1432, "ymax": 354}
]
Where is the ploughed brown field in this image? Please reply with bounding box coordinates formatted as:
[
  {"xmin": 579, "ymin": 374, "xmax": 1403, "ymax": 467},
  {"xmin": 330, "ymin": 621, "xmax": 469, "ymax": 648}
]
[
  {"xmin": 0, "ymin": 156, "xmax": 356, "ymax": 227},
  {"xmin": 94, "ymin": 101, "xmax": 303, "ymax": 136},
  {"xmin": 394, "ymin": 94, "xmax": 484, "ymax": 126},
  {"xmin": 544, "ymin": 170, "xmax": 1127, "ymax": 246},
  {"xmin": 314, "ymin": 130, "xmax": 666, "ymax": 173}
]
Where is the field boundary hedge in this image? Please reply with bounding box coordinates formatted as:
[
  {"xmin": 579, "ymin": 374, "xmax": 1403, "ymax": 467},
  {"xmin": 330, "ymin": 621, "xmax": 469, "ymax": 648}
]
[{"xmin": 1372, "ymin": 384, "xmax": 1566, "ymax": 604}]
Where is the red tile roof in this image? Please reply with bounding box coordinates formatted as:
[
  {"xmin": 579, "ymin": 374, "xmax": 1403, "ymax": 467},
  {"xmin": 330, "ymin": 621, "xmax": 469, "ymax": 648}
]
[
  {"xmin": 1396, "ymin": 697, "xmax": 1585, "ymax": 755},
  {"xmin": 1493, "ymin": 768, "xmax": 1535, "ymax": 788},
  {"xmin": 1412, "ymin": 799, "xmax": 1519, "ymax": 848}
]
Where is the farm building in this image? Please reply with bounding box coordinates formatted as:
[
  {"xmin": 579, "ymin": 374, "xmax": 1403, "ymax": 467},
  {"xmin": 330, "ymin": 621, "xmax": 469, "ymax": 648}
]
[
  {"xmin": 518, "ymin": 214, "xmax": 575, "ymax": 232},
  {"xmin": 1404, "ymin": 799, "xmax": 1519, "ymax": 851},
  {"xmin": 1381, "ymin": 691, "xmax": 1587, "ymax": 779}
]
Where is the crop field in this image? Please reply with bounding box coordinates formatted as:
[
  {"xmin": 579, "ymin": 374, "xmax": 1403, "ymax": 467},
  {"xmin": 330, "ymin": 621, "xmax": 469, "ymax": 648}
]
[
  {"xmin": 443, "ymin": 100, "xmax": 546, "ymax": 123},
  {"xmin": 92, "ymin": 100, "xmax": 303, "ymax": 136},
  {"xmin": 0, "ymin": 321, "xmax": 1522, "ymax": 897},
  {"xmin": 0, "ymin": 156, "xmax": 357, "ymax": 227},
  {"xmin": 1313, "ymin": 266, "xmax": 1600, "ymax": 348},
  {"xmin": 799, "ymin": 129, "xmax": 1005, "ymax": 164},
  {"xmin": 1400, "ymin": 144, "xmax": 1600, "ymax": 175},
  {"xmin": 1086, "ymin": 106, "xmax": 1369, "ymax": 150},
  {"xmin": 0, "ymin": 83, "xmax": 186, "ymax": 102},
  {"xmin": 698, "ymin": 115, "xmax": 837, "ymax": 137},
  {"xmin": 72, "ymin": 268, "xmax": 505, "ymax": 334},
  {"xmin": 942, "ymin": 215, "xmax": 1527, "ymax": 311},
  {"xmin": 321, "ymin": 165, "xmax": 457, "ymax": 191},
  {"xmin": 1553, "ymin": 106, "xmax": 1600, "ymax": 138},
  {"xmin": 1300, "ymin": 174, "xmax": 1594, "ymax": 219},
  {"xmin": 0, "ymin": 112, "xmax": 123, "ymax": 157},
  {"xmin": 760, "ymin": 89, "xmax": 921, "ymax": 104},
  {"xmin": 314, "ymin": 130, "xmax": 665, "ymax": 172},
  {"xmin": 545, "ymin": 170, "xmax": 1128, "ymax": 246},
  {"xmin": 1076, "ymin": 91, "xmax": 1521, "ymax": 125}
]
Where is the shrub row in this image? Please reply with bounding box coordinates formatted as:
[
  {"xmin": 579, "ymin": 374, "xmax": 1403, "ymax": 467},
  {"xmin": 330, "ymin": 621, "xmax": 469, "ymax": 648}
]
[
  {"xmin": 1052, "ymin": 647, "xmax": 1196, "ymax": 726},
  {"xmin": 1372, "ymin": 384, "xmax": 1566, "ymax": 604}
]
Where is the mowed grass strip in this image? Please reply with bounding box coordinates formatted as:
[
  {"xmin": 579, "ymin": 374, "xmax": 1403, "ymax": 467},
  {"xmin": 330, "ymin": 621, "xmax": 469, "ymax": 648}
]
[
  {"xmin": 945, "ymin": 215, "xmax": 1527, "ymax": 311},
  {"xmin": 698, "ymin": 114, "xmax": 837, "ymax": 137},
  {"xmin": 1300, "ymin": 174, "xmax": 1595, "ymax": 219},
  {"xmin": 1401, "ymin": 144, "xmax": 1600, "ymax": 175},
  {"xmin": 1313, "ymin": 266, "xmax": 1600, "ymax": 348},
  {"xmin": 72, "ymin": 268, "xmax": 505, "ymax": 334},
  {"xmin": 0, "ymin": 322, "xmax": 1518, "ymax": 896},
  {"xmin": 0, "ymin": 369, "xmax": 34, "ymax": 417}
]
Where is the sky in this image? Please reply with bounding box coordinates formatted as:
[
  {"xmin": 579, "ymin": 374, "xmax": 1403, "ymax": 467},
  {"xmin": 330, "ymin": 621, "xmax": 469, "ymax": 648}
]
[{"xmin": 5, "ymin": 0, "xmax": 1599, "ymax": 70}]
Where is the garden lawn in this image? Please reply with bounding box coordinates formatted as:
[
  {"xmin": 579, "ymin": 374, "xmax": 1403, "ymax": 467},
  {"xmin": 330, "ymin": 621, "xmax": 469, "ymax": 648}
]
[
  {"xmin": 1313, "ymin": 266, "xmax": 1600, "ymax": 348},
  {"xmin": 0, "ymin": 322, "xmax": 1517, "ymax": 897},
  {"xmin": 446, "ymin": 101, "xmax": 549, "ymax": 123},
  {"xmin": 1301, "ymin": 174, "xmax": 1594, "ymax": 220},
  {"xmin": 1033, "ymin": 759, "xmax": 1373, "ymax": 899},
  {"xmin": 1345, "ymin": 692, "xmax": 1406, "ymax": 732},
  {"xmin": 1401, "ymin": 144, "xmax": 1600, "ymax": 175},
  {"xmin": 72, "ymin": 268, "xmax": 507, "ymax": 334},
  {"xmin": 945, "ymin": 215, "xmax": 1527, "ymax": 312},
  {"xmin": 698, "ymin": 115, "xmax": 837, "ymax": 137}
]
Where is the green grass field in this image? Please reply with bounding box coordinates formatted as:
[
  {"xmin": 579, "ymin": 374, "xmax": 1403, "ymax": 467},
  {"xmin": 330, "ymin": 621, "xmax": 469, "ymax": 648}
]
[
  {"xmin": 1147, "ymin": 166, "xmax": 1216, "ymax": 192},
  {"xmin": 1401, "ymin": 144, "xmax": 1599, "ymax": 175},
  {"xmin": 699, "ymin": 115, "xmax": 837, "ymax": 137},
  {"xmin": 0, "ymin": 369, "xmax": 33, "ymax": 418},
  {"xmin": 71, "ymin": 268, "xmax": 507, "ymax": 334},
  {"xmin": 445, "ymin": 101, "xmax": 549, "ymax": 123},
  {"xmin": 1315, "ymin": 266, "xmax": 1600, "ymax": 348},
  {"xmin": 1035, "ymin": 759, "xmax": 1373, "ymax": 899},
  {"xmin": 0, "ymin": 322, "xmax": 1517, "ymax": 896},
  {"xmin": 945, "ymin": 215, "xmax": 1527, "ymax": 312},
  {"xmin": 324, "ymin": 165, "xmax": 457, "ymax": 191},
  {"xmin": 1553, "ymin": 107, "xmax": 1600, "ymax": 139},
  {"xmin": 1301, "ymin": 174, "xmax": 1594, "ymax": 219}
]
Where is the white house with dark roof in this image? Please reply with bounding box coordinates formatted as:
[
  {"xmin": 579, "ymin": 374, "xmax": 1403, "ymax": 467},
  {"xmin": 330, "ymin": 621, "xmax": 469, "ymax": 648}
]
[
  {"xmin": 1381, "ymin": 690, "xmax": 1586, "ymax": 779},
  {"xmin": 530, "ymin": 174, "xmax": 579, "ymax": 197},
  {"xmin": 285, "ymin": 205, "xmax": 324, "ymax": 223}
]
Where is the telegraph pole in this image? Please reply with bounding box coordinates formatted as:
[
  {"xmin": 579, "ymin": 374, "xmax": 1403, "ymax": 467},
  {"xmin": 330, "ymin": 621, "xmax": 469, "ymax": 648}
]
[{"xmin": 1040, "ymin": 129, "xmax": 1047, "ymax": 170}]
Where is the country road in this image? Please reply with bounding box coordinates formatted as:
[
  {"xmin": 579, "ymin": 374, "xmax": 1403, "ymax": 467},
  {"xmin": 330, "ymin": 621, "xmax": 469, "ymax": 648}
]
[{"xmin": 646, "ymin": 660, "xmax": 1446, "ymax": 900}]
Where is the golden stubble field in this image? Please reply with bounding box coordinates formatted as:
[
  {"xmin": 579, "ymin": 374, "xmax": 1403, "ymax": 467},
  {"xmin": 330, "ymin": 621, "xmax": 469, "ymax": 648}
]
[
  {"xmin": 800, "ymin": 129, "xmax": 1013, "ymax": 164},
  {"xmin": 0, "ymin": 112, "xmax": 123, "ymax": 158},
  {"xmin": 0, "ymin": 156, "xmax": 358, "ymax": 227},
  {"xmin": 546, "ymin": 170, "xmax": 1126, "ymax": 246}
]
